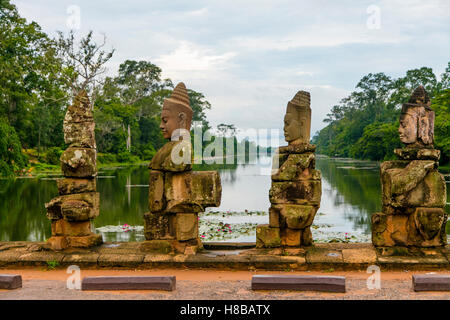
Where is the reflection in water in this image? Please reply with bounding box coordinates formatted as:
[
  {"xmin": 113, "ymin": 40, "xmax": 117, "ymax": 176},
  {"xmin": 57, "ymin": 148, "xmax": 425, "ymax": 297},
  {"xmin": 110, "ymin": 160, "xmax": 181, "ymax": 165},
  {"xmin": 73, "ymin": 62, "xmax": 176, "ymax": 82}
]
[
  {"xmin": 315, "ymin": 157, "xmax": 381, "ymax": 235},
  {"xmin": 0, "ymin": 156, "xmax": 448, "ymax": 242},
  {"xmin": 0, "ymin": 178, "xmax": 54, "ymax": 241}
]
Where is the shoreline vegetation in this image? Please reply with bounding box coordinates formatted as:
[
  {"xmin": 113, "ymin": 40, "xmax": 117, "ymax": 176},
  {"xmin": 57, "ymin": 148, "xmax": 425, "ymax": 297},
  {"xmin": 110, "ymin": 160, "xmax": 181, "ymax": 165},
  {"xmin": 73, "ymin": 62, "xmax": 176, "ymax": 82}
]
[
  {"xmin": 12, "ymin": 149, "xmax": 271, "ymax": 178},
  {"xmin": 8, "ymin": 151, "xmax": 450, "ymax": 179}
]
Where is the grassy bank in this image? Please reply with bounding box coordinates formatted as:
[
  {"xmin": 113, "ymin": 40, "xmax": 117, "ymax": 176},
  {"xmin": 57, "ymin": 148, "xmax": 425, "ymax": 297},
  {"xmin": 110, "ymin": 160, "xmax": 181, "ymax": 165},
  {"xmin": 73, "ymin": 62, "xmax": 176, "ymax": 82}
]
[{"xmin": 11, "ymin": 149, "xmax": 149, "ymax": 178}]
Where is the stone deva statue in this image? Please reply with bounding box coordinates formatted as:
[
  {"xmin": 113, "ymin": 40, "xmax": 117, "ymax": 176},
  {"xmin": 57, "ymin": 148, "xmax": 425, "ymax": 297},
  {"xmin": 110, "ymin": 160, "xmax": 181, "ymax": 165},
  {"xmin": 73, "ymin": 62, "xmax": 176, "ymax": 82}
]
[
  {"xmin": 143, "ymin": 82, "xmax": 221, "ymax": 255},
  {"xmin": 372, "ymin": 86, "xmax": 447, "ymax": 249},
  {"xmin": 256, "ymin": 90, "xmax": 322, "ymax": 247},
  {"xmin": 45, "ymin": 91, "xmax": 102, "ymax": 250}
]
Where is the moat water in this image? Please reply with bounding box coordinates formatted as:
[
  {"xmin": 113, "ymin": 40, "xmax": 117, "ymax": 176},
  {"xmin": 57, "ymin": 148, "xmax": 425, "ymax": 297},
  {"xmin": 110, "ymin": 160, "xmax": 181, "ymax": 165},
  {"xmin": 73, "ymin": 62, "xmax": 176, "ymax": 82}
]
[{"xmin": 0, "ymin": 156, "xmax": 449, "ymax": 243}]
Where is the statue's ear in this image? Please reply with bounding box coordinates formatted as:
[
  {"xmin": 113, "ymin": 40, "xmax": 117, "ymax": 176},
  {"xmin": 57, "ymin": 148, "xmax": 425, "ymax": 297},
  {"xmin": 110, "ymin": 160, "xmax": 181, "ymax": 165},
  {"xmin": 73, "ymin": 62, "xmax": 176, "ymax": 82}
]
[
  {"xmin": 178, "ymin": 112, "xmax": 187, "ymax": 128},
  {"xmin": 418, "ymin": 110, "xmax": 434, "ymax": 145}
]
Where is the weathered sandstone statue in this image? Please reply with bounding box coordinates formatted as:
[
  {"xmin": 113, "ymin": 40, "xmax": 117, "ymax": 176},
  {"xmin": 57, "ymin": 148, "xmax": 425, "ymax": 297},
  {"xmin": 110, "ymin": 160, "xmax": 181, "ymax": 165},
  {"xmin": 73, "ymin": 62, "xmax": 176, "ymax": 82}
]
[
  {"xmin": 256, "ymin": 91, "xmax": 322, "ymax": 247},
  {"xmin": 143, "ymin": 82, "xmax": 221, "ymax": 254},
  {"xmin": 45, "ymin": 91, "xmax": 102, "ymax": 250},
  {"xmin": 372, "ymin": 86, "xmax": 447, "ymax": 248}
]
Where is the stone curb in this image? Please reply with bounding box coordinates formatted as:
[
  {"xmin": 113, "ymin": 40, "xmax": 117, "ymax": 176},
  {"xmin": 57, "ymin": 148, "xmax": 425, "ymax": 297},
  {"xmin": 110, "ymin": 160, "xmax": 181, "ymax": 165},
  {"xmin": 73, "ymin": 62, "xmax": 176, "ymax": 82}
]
[{"xmin": 0, "ymin": 242, "xmax": 448, "ymax": 271}]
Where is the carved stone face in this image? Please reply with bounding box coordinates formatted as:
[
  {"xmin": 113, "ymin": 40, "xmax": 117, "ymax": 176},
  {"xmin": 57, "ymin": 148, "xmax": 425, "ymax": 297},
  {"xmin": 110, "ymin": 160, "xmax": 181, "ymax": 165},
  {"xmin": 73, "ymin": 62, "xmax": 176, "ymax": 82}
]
[
  {"xmin": 284, "ymin": 113, "xmax": 301, "ymax": 144},
  {"xmin": 160, "ymin": 109, "xmax": 186, "ymax": 139},
  {"xmin": 398, "ymin": 112, "xmax": 417, "ymax": 144}
]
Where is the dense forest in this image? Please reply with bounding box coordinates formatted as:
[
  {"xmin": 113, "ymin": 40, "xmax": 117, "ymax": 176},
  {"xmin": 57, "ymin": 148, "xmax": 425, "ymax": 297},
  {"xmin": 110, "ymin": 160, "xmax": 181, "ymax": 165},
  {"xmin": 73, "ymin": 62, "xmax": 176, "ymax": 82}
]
[
  {"xmin": 0, "ymin": 1, "xmax": 247, "ymax": 177},
  {"xmin": 312, "ymin": 65, "xmax": 450, "ymax": 166}
]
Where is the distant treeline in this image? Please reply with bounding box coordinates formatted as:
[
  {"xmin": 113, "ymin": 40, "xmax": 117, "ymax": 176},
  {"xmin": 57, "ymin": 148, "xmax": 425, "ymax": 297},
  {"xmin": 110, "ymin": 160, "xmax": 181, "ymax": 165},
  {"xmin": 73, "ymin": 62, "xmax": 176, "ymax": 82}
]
[{"xmin": 312, "ymin": 64, "xmax": 450, "ymax": 165}]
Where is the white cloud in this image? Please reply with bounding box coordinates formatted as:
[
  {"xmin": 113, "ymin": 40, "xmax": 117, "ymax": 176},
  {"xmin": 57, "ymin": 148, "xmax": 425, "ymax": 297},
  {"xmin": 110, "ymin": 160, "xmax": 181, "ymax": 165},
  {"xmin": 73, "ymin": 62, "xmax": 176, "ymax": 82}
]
[
  {"xmin": 154, "ymin": 42, "xmax": 237, "ymax": 80},
  {"xmin": 185, "ymin": 7, "xmax": 208, "ymax": 16}
]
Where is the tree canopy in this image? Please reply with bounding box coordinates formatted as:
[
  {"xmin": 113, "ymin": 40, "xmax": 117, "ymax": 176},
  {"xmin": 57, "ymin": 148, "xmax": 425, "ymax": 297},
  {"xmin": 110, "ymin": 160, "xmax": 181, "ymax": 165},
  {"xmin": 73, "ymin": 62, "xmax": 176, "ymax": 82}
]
[{"xmin": 312, "ymin": 64, "xmax": 450, "ymax": 165}]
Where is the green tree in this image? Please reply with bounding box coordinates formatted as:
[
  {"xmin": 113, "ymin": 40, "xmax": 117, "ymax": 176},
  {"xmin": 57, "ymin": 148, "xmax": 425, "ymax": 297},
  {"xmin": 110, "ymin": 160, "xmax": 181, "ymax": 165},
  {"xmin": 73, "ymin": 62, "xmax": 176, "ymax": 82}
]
[
  {"xmin": 432, "ymin": 89, "xmax": 450, "ymax": 164},
  {"xmin": 95, "ymin": 60, "xmax": 171, "ymax": 156},
  {"xmin": 0, "ymin": 119, "xmax": 27, "ymax": 176}
]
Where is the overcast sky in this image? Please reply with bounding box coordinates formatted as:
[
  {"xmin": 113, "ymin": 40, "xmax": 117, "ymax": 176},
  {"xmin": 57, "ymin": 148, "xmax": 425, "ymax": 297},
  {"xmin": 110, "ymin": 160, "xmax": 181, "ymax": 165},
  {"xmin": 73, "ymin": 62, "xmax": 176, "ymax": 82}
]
[{"xmin": 14, "ymin": 0, "xmax": 450, "ymax": 136}]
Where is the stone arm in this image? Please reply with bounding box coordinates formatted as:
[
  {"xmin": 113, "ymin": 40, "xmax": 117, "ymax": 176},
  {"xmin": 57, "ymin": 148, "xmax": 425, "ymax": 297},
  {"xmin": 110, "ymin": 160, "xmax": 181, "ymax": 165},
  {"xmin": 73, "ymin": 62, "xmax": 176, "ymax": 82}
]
[{"xmin": 389, "ymin": 160, "xmax": 435, "ymax": 196}]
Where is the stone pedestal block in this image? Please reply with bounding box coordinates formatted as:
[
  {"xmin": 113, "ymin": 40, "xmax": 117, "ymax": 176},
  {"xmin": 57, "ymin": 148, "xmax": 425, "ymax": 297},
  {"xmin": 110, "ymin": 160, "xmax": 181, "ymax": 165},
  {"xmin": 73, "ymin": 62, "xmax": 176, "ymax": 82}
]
[
  {"xmin": 280, "ymin": 228, "xmax": 302, "ymax": 246},
  {"xmin": 372, "ymin": 208, "xmax": 447, "ymax": 247},
  {"xmin": 61, "ymin": 147, "xmax": 97, "ymax": 178},
  {"xmin": 64, "ymin": 121, "xmax": 96, "ymax": 148},
  {"xmin": 372, "ymin": 213, "xmax": 409, "ymax": 247},
  {"xmin": 269, "ymin": 180, "xmax": 321, "ymax": 205},
  {"xmin": 269, "ymin": 204, "xmax": 317, "ymax": 229},
  {"xmin": 409, "ymin": 208, "xmax": 447, "ymax": 246},
  {"xmin": 51, "ymin": 220, "xmax": 92, "ymax": 236},
  {"xmin": 143, "ymin": 212, "xmax": 175, "ymax": 240},
  {"xmin": 175, "ymin": 213, "xmax": 198, "ymax": 241},
  {"xmin": 149, "ymin": 170, "xmax": 165, "ymax": 212},
  {"xmin": 57, "ymin": 178, "xmax": 96, "ymax": 195},
  {"xmin": 164, "ymin": 171, "xmax": 222, "ymax": 212},
  {"xmin": 45, "ymin": 192, "xmax": 99, "ymax": 221},
  {"xmin": 67, "ymin": 234, "xmax": 102, "ymax": 248},
  {"xmin": 256, "ymin": 224, "xmax": 281, "ymax": 248},
  {"xmin": 140, "ymin": 238, "xmax": 203, "ymax": 254},
  {"xmin": 46, "ymin": 233, "xmax": 102, "ymax": 250}
]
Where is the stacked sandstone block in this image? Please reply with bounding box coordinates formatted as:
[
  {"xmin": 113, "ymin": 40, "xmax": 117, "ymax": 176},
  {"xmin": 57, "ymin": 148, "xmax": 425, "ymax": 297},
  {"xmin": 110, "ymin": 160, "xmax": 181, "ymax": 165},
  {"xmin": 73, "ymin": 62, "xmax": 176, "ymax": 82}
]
[
  {"xmin": 144, "ymin": 141, "xmax": 221, "ymax": 254},
  {"xmin": 372, "ymin": 87, "xmax": 447, "ymax": 249},
  {"xmin": 256, "ymin": 144, "xmax": 322, "ymax": 247},
  {"xmin": 372, "ymin": 150, "xmax": 447, "ymax": 247},
  {"xmin": 45, "ymin": 91, "xmax": 102, "ymax": 250}
]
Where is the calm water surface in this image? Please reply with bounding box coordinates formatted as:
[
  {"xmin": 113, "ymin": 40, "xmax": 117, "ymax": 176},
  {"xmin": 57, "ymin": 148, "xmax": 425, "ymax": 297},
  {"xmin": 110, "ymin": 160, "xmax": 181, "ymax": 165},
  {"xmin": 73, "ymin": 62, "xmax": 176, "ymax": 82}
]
[{"xmin": 0, "ymin": 156, "xmax": 448, "ymax": 242}]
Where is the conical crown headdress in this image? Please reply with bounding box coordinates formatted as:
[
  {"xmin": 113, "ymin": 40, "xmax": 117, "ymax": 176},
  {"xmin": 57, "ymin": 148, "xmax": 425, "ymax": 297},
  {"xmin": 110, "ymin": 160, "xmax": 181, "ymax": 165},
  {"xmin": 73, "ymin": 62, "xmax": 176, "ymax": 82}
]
[
  {"xmin": 286, "ymin": 90, "xmax": 311, "ymax": 118},
  {"xmin": 290, "ymin": 91, "xmax": 310, "ymax": 109},
  {"xmin": 408, "ymin": 85, "xmax": 430, "ymax": 107},
  {"xmin": 162, "ymin": 82, "xmax": 193, "ymax": 130}
]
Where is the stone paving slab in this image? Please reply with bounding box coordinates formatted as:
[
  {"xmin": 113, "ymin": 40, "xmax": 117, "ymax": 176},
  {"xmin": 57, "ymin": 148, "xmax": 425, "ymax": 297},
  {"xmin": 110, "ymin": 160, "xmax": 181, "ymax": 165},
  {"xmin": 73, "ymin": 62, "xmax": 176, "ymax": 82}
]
[
  {"xmin": 0, "ymin": 241, "xmax": 449, "ymax": 270},
  {"xmin": 306, "ymin": 248, "xmax": 344, "ymax": 265},
  {"xmin": 342, "ymin": 249, "xmax": 377, "ymax": 264},
  {"xmin": 63, "ymin": 253, "xmax": 99, "ymax": 265},
  {"xmin": 98, "ymin": 254, "xmax": 144, "ymax": 268}
]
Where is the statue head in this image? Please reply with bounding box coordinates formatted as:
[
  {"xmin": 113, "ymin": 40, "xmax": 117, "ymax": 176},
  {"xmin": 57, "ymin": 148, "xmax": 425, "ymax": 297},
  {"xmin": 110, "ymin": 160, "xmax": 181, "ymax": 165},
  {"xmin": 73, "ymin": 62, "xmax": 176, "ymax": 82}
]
[
  {"xmin": 398, "ymin": 86, "xmax": 434, "ymax": 148},
  {"xmin": 283, "ymin": 90, "xmax": 311, "ymax": 145},
  {"xmin": 160, "ymin": 82, "xmax": 193, "ymax": 140}
]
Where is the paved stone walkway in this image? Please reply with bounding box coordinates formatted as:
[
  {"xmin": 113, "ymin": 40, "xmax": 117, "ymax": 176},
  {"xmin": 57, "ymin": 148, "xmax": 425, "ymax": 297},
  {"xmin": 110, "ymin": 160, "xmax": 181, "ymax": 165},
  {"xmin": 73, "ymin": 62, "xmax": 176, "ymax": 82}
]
[{"xmin": 0, "ymin": 269, "xmax": 449, "ymax": 300}]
